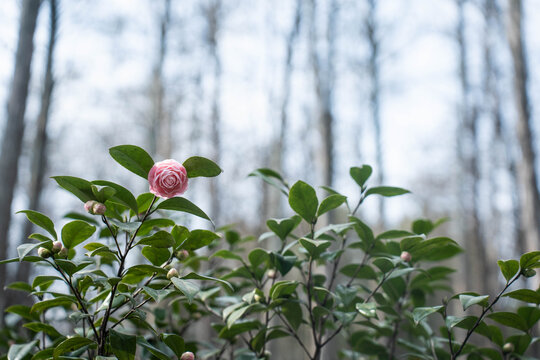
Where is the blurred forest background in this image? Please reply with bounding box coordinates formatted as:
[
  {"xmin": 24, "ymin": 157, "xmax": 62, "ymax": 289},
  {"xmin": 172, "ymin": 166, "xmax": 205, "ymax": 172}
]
[{"xmin": 0, "ymin": 0, "xmax": 539, "ymax": 351}]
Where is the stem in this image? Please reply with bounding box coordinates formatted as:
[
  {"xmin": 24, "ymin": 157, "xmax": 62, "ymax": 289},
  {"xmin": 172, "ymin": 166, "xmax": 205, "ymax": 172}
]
[
  {"xmin": 98, "ymin": 196, "xmax": 157, "ymax": 355},
  {"xmin": 451, "ymin": 274, "xmax": 521, "ymax": 359},
  {"xmin": 277, "ymin": 312, "xmax": 312, "ymax": 358}
]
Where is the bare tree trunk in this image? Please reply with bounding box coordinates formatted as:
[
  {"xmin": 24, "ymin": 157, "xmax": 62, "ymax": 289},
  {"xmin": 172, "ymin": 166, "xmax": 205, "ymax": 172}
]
[
  {"xmin": 506, "ymin": 0, "xmax": 540, "ymax": 254},
  {"xmin": 0, "ymin": 0, "xmax": 42, "ymax": 324},
  {"xmin": 455, "ymin": 0, "xmax": 489, "ymax": 295},
  {"xmin": 205, "ymin": 0, "xmax": 222, "ymax": 224},
  {"xmin": 150, "ymin": 0, "xmax": 171, "ymax": 159},
  {"xmin": 9, "ymin": 0, "xmax": 58, "ymax": 310},
  {"xmin": 365, "ymin": 0, "xmax": 384, "ymax": 228}
]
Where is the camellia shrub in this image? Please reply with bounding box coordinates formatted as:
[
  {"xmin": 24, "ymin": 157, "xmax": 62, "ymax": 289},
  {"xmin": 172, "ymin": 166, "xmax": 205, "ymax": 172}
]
[{"xmin": 1, "ymin": 145, "xmax": 539, "ymax": 360}]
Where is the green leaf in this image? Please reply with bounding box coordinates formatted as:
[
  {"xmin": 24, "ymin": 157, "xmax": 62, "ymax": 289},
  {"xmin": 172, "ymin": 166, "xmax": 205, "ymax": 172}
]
[
  {"xmin": 160, "ymin": 334, "xmax": 185, "ymax": 358},
  {"xmin": 17, "ymin": 210, "xmax": 57, "ymax": 240},
  {"xmin": 6, "ymin": 282, "xmax": 32, "ymax": 293},
  {"xmin": 317, "ymin": 194, "xmax": 347, "ymax": 217},
  {"xmin": 412, "ymin": 306, "xmax": 443, "ymax": 325},
  {"xmin": 137, "ymin": 231, "xmax": 175, "ymax": 248},
  {"xmin": 412, "ymin": 219, "xmax": 434, "ymax": 235},
  {"xmin": 299, "ymin": 238, "xmax": 331, "ymax": 258},
  {"xmin": 141, "ymin": 247, "xmax": 170, "ymax": 266},
  {"xmin": 137, "ymin": 193, "xmax": 155, "ymax": 213},
  {"xmin": 23, "ymin": 322, "xmax": 61, "ymax": 338},
  {"xmin": 339, "ymin": 264, "xmax": 377, "ymax": 280},
  {"xmin": 51, "ymin": 176, "xmax": 95, "ymax": 203},
  {"xmin": 503, "ymin": 289, "xmax": 540, "ymax": 305},
  {"xmin": 376, "ymin": 230, "xmax": 414, "ymax": 240},
  {"xmin": 136, "ymin": 337, "xmax": 169, "ymax": 360},
  {"xmin": 288, "ymin": 180, "xmax": 318, "ymax": 224},
  {"xmin": 62, "ymin": 220, "xmax": 96, "ymax": 249},
  {"xmin": 520, "ymin": 251, "xmax": 540, "ymax": 269},
  {"xmin": 266, "ymin": 215, "xmax": 302, "ymax": 241},
  {"xmin": 211, "ymin": 249, "xmax": 243, "ymax": 261},
  {"xmin": 356, "ymin": 302, "xmax": 378, "ymax": 318},
  {"xmin": 459, "ymin": 294, "xmax": 489, "ymax": 310},
  {"xmin": 270, "ymin": 252, "xmax": 296, "ymax": 276},
  {"xmin": 32, "ymin": 275, "xmax": 63, "ymax": 289},
  {"xmin": 497, "ymin": 259, "xmax": 520, "ymax": 282},
  {"xmin": 157, "ymin": 197, "xmax": 211, "ymax": 222},
  {"xmin": 92, "ymin": 180, "xmax": 138, "ymax": 214},
  {"xmin": 31, "ymin": 296, "xmax": 76, "ymax": 314},
  {"xmin": 17, "ymin": 242, "xmax": 49, "ymax": 261},
  {"xmin": 249, "ymin": 248, "xmax": 269, "ymax": 268},
  {"xmin": 53, "ymin": 336, "xmax": 96, "ymax": 357},
  {"xmin": 350, "ymin": 165, "xmax": 372, "ymax": 188},
  {"xmin": 248, "ymin": 168, "xmax": 289, "ymax": 195},
  {"xmin": 270, "ymin": 280, "xmax": 299, "ymax": 299},
  {"xmin": 517, "ymin": 306, "xmax": 540, "ymax": 329},
  {"xmin": 180, "ymin": 229, "xmax": 220, "ymax": 251},
  {"xmin": 171, "ymin": 277, "xmax": 200, "ymax": 303},
  {"xmin": 182, "ymin": 272, "xmax": 234, "ymax": 291},
  {"xmin": 365, "ymin": 186, "xmax": 410, "ymax": 197},
  {"xmin": 109, "ymin": 145, "xmax": 154, "ymax": 179},
  {"xmin": 109, "ymin": 329, "xmax": 136, "ymax": 360},
  {"xmin": 7, "ymin": 340, "xmax": 38, "ymax": 360},
  {"xmin": 183, "ymin": 156, "xmax": 222, "ymax": 178},
  {"xmin": 281, "ymin": 301, "xmax": 303, "ymax": 330},
  {"xmin": 487, "ymin": 312, "xmax": 529, "ymax": 331}
]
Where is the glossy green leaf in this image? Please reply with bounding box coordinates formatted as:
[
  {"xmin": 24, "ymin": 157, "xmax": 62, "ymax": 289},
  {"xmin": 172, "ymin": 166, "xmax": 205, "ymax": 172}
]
[
  {"xmin": 520, "ymin": 251, "xmax": 540, "ymax": 269},
  {"xmin": 281, "ymin": 300, "xmax": 303, "ymax": 330},
  {"xmin": 183, "ymin": 156, "xmax": 222, "ymax": 178},
  {"xmin": 270, "ymin": 252, "xmax": 296, "ymax": 276},
  {"xmin": 211, "ymin": 249, "xmax": 243, "ymax": 261},
  {"xmin": 157, "ymin": 197, "xmax": 211, "ymax": 222},
  {"xmin": 487, "ymin": 312, "xmax": 529, "ymax": 331},
  {"xmin": 141, "ymin": 246, "xmax": 170, "ymax": 266},
  {"xmin": 497, "ymin": 259, "xmax": 520, "ymax": 282},
  {"xmin": 17, "ymin": 242, "xmax": 49, "ymax": 261},
  {"xmin": 109, "ymin": 145, "xmax": 154, "ymax": 179},
  {"xmin": 136, "ymin": 337, "xmax": 169, "ymax": 360},
  {"xmin": 23, "ymin": 322, "xmax": 61, "ymax": 338},
  {"xmin": 17, "ymin": 210, "xmax": 57, "ymax": 240},
  {"xmin": 350, "ymin": 165, "xmax": 372, "ymax": 188},
  {"xmin": 31, "ymin": 296, "xmax": 76, "ymax": 314},
  {"xmin": 160, "ymin": 333, "xmax": 185, "ymax": 358},
  {"xmin": 92, "ymin": 180, "xmax": 138, "ymax": 214},
  {"xmin": 412, "ymin": 306, "xmax": 443, "ymax": 325},
  {"xmin": 317, "ymin": 194, "xmax": 347, "ymax": 217},
  {"xmin": 180, "ymin": 229, "xmax": 220, "ymax": 251},
  {"xmin": 299, "ymin": 238, "xmax": 331, "ymax": 258},
  {"xmin": 51, "ymin": 176, "xmax": 95, "ymax": 203},
  {"xmin": 7, "ymin": 340, "xmax": 38, "ymax": 360},
  {"xmin": 61, "ymin": 220, "xmax": 96, "ymax": 249},
  {"xmin": 459, "ymin": 294, "xmax": 489, "ymax": 311},
  {"xmin": 109, "ymin": 329, "xmax": 136, "ymax": 360},
  {"xmin": 356, "ymin": 302, "xmax": 378, "ymax": 318},
  {"xmin": 288, "ymin": 180, "xmax": 318, "ymax": 224},
  {"xmin": 171, "ymin": 277, "xmax": 199, "ymax": 303},
  {"xmin": 503, "ymin": 289, "xmax": 540, "ymax": 305},
  {"xmin": 365, "ymin": 186, "xmax": 410, "ymax": 197},
  {"xmin": 182, "ymin": 272, "xmax": 234, "ymax": 291},
  {"xmin": 248, "ymin": 168, "xmax": 289, "ymax": 195},
  {"xmin": 249, "ymin": 248, "xmax": 269, "ymax": 268},
  {"xmin": 266, "ymin": 215, "xmax": 302, "ymax": 241},
  {"xmin": 137, "ymin": 231, "xmax": 175, "ymax": 248},
  {"xmin": 270, "ymin": 280, "xmax": 298, "ymax": 299},
  {"xmin": 53, "ymin": 336, "xmax": 96, "ymax": 357}
]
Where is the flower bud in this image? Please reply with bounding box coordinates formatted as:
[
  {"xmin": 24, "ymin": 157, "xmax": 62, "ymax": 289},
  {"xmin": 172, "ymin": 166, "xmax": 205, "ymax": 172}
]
[
  {"xmin": 52, "ymin": 241, "xmax": 62, "ymax": 254},
  {"xmin": 267, "ymin": 269, "xmax": 277, "ymax": 279},
  {"xmin": 175, "ymin": 250, "xmax": 189, "ymax": 261},
  {"xmin": 502, "ymin": 342, "xmax": 514, "ymax": 353},
  {"xmin": 58, "ymin": 247, "xmax": 68, "ymax": 259},
  {"xmin": 180, "ymin": 351, "xmax": 195, "ymax": 360},
  {"xmin": 400, "ymin": 251, "xmax": 412, "ymax": 262},
  {"xmin": 84, "ymin": 200, "xmax": 98, "ymax": 214},
  {"xmin": 167, "ymin": 268, "xmax": 179, "ymax": 279},
  {"xmin": 38, "ymin": 247, "xmax": 52, "ymax": 258},
  {"xmin": 92, "ymin": 202, "xmax": 107, "ymax": 215},
  {"xmin": 254, "ymin": 294, "xmax": 262, "ymax": 303},
  {"xmin": 523, "ymin": 268, "xmax": 536, "ymax": 278}
]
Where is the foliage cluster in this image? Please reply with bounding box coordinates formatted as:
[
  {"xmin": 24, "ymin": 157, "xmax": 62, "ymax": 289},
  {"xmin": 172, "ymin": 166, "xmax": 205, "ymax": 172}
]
[{"xmin": 1, "ymin": 145, "xmax": 539, "ymax": 360}]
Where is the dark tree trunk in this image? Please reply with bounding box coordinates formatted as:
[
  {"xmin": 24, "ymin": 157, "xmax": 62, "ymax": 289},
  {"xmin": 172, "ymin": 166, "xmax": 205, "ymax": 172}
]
[
  {"xmin": 10, "ymin": 0, "xmax": 58, "ymax": 309},
  {"xmin": 507, "ymin": 0, "xmax": 540, "ymax": 254},
  {"xmin": 0, "ymin": 0, "xmax": 42, "ymax": 324},
  {"xmin": 455, "ymin": 0, "xmax": 489, "ymax": 295}
]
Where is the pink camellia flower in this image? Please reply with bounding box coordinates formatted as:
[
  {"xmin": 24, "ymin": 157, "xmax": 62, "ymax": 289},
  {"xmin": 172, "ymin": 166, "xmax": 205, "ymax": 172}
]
[{"xmin": 148, "ymin": 159, "xmax": 188, "ymax": 199}]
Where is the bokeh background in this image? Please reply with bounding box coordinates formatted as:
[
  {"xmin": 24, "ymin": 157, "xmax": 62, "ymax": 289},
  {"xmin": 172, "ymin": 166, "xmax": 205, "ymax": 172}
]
[{"xmin": 0, "ymin": 0, "xmax": 539, "ymax": 345}]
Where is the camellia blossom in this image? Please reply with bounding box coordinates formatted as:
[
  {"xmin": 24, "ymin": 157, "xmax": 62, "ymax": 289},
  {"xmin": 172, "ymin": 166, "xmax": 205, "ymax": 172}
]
[{"xmin": 148, "ymin": 159, "xmax": 188, "ymax": 199}]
